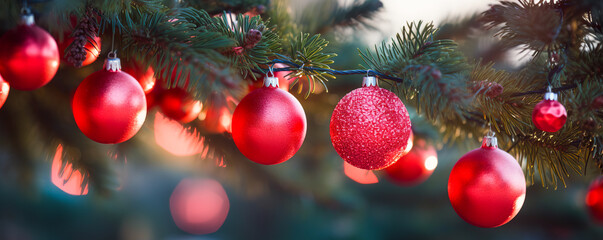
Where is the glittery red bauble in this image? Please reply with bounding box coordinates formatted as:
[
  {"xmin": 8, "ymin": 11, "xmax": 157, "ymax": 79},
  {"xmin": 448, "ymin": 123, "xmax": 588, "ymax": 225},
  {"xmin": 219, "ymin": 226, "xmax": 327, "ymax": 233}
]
[
  {"xmin": 384, "ymin": 138, "xmax": 438, "ymax": 186},
  {"xmin": 448, "ymin": 141, "xmax": 526, "ymax": 228},
  {"xmin": 532, "ymin": 99, "xmax": 567, "ymax": 132},
  {"xmin": 586, "ymin": 176, "xmax": 603, "ymax": 224},
  {"xmin": 0, "ymin": 75, "xmax": 9, "ymax": 109},
  {"xmin": 58, "ymin": 34, "xmax": 101, "ymax": 67},
  {"xmin": 122, "ymin": 61, "xmax": 156, "ymax": 94},
  {"xmin": 330, "ymin": 86, "xmax": 411, "ymax": 170},
  {"xmin": 231, "ymin": 85, "xmax": 307, "ymax": 165},
  {"xmin": 0, "ymin": 21, "xmax": 59, "ymax": 90},
  {"xmin": 72, "ymin": 61, "xmax": 147, "ymax": 144},
  {"xmin": 159, "ymin": 88, "xmax": 202, "ymax": 123}
]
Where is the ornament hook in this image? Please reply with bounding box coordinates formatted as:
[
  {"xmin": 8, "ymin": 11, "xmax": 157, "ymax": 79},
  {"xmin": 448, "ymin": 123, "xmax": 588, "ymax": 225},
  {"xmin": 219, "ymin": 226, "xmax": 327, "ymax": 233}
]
[
  {"xmin": 107, "ymin": 50, "xmax": 117, "ymax": 59},
  {"xmin": 267, "ymin": 64, "xmax": 275, "ymax": 77}
]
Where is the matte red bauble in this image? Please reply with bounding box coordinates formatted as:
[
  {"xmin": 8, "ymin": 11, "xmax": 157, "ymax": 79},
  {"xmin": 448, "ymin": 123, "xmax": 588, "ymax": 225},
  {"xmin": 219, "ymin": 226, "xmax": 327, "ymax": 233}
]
[
  {"xmin": 58, "ymin": 34, "xmax": 101, "ymax": 67},
  {"xmin": 532, "ymin": 90, "xmax": 567, "ymax": 132},
  {"xmin": 159, "ymin": 87, "xmax": 203, "ymax": 123},
  {"xmin": 384, "ymin": 137, "xmax": 438, "ymax": 186},
  {"xmin": 330, "ymin": 76, "xmax": 411, "ymax": 170},
  {"xmin": 232, "ymin": 76, "xmax": 307, "ymax": 165},
  {"xmin": 0, "ymin": 75, "xmax": 9, "ymax": 109},
  {"xmin": 448, "ymin": 133, "xmax": 526, "ymax": 228},
  {"xmin": 586, "ymin": 176, "xmax": 603, "ymax": 224},
  {"xmin": 122, "ymin": 60, "xmax": 156, "ymax": 94},
  {"xmin": 170, "ymin": 178, "xmax": 230, "ymax": 235},
  {"xmin": 72, "ymin": 57, "xmax": 147, "ymax": 144},
  {"xmin": 0, "ymin": 14, "xmax": 59, "ymax": 90}
]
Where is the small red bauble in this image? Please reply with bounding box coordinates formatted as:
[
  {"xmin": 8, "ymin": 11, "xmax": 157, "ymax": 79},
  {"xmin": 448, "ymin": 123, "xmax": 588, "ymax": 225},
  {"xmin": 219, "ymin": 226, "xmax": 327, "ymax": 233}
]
[
  {"xmin": 72, "ymin": 57, "xmax": 147, "ymax": 144},
  {"xmin": 58, "ymin": 34, "xmax": 101, "ymax": 67},
  {"xmin": 122, "ymin": 60, "xmax": 156, "ymax": 94},
  {"xmin": 232, "ymin": 76, "xmax": 307, "ymax": 165},
  {"xmin": 586, "ymin": 176, "xmax": 603, "ymax": 224},
  {"xmin": 384, "ymin": 137, "xmax": 438, "ymax": 186},
  {"xmin": 170, "ymin": 178, "xmax": 230, "ymax": 235},
  {"xmin": 0, "ymin": 14, "xmax": 59, "ymax": 91},
  {"xmin": 532, "ymin": 90, "xmax": 567, "ymax": 132},
  {"xmin": 0, "ymin": 75, "xmax": 9, "ymax": 109},
  {"xmin": 330, "ymin": 77, "xmax": 411, "ymax": 170},
  {"xmin": 159, "ymin": 87, "xmax": 203, "ymax": 123},
  {"xmin": 448, "ymin": 133, "xmax": 526, "ymax": 228}
]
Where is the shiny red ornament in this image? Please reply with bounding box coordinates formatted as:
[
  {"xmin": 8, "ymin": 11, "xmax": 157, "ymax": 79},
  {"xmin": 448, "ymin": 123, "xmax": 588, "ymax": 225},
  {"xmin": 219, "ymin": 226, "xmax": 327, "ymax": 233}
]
[
  {"xmin": 72, "ymin": 57, "xmax": 147, "ymax": 144},
  {"xmin": 122, "ymin": 60, "xmax": 156, "ymax": 94},
  {"xmin": 532, "ymin": 90, "xmax": 567, "ymax": 132},
  {"xmin": 0, "ymin": 75, "xmax": 9, "ymax": 109},
  {"xmin": 448, "ymin": 133, "xmax": 526, "ymax": 228},
  {"xmin": 58, "ymin": 34, "xmax": 101, "ymax": 67},
  {"xmin": 170, "ymin": 178, "xmax": 230, "ymax": 235},
  {"xmin": 330, "ymin": 77, "xmax": 412, "ymax": 170},
  {"xmin": 0, "ymin": 14, "xmax": 59, "ymax": 91},
  {"xmin": 384, "ymin": 137, "xmax": 438, "ymax": 186},
  {"xmin": 159, "ymin": 87, "xmax": 203, "ymax": 123},
  {"xmin": 586, "ymin": 176, "xmax": 603, "ymax": 224},
  {"xmin": 232, "ymin": 76, "xmax": 307, "ymax": 165}
]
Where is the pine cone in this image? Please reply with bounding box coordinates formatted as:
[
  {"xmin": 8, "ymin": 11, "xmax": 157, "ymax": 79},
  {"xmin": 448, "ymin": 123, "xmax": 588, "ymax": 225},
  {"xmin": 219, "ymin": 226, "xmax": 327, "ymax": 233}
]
[
  {"xmin": 244, "ymin": 29, "xmax": 262, "ymax": 49},
  {"xmin": 65, "ymin": 8, "xmax": 100, "ymax": 68}
]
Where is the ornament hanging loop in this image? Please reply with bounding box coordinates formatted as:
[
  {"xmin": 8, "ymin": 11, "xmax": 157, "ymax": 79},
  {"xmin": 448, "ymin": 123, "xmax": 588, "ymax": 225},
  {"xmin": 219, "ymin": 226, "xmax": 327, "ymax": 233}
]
[
  {"xmin": 267, "ymin": 65, "xmax": 275, "ymax": 77},
  {"xmin": 263, "ymin": 64, "xmax": 279, "ymax": 88},
  {"xmin": 20, "ymin": 6, "xmax": 34, "ymax": 25},
  {"xmin": 107, "ymin": 50, "xmax": 117, "ymax": 59},
  {"xmin": 544, "ymin": 85, "xmax": 558, "ymax": 101},
  {"xmin": 482, "ymin": 123, "xmax": 498, "ymax": 148}
]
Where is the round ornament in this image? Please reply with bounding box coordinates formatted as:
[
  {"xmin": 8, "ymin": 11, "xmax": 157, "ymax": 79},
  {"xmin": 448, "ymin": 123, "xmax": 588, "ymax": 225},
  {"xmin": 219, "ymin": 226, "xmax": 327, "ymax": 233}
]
[
  {"xmin": 586, "ymin": 176, "xmax": 603, "ymax": 224},
  {"xmin": 58, "ymin": 34, "xmax": 101, "ymax": 67},
  {"xmin": 448, "ymin": 132, "xmax": 526, "ymax": 228},
  {"xmin": 330, "ymin": 76, "xmax": 411, "ymax": 170},
  {"xmin": 122, "ymin": 60, "xmax": 156, "ymax": 94},
  {"xmin": 72, "ymin": 56, "xmax": 147, "ymax": 144},
  {"xmin": 0, "ymin": 13, "xmax": 59, "ymax": 90},
  {"xmin": 0, "ymin": 75, "xmax": 9, "ymax": 109},
  {"xmin": 202, "ymin": 91, "xmax": 234, "ymax": 134},
  {"xmin": 532, "ymin": 88, "xmax": 567, "ymax": 132},
  {"xmin": 159, "ymin": 87, "xmax": 203, "ymax": 123},
  {"xmin": 232, "ymin": 76, "xmax": 307, "ymax": 165},
  {"xmin": 384, "ymin": 136, "xmax": 438, "ymax": 186}
]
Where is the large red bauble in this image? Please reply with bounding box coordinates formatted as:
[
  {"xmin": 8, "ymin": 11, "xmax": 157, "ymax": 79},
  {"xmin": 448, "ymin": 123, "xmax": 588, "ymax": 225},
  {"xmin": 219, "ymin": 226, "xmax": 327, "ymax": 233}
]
[
  {"xmin": 170, "ymin": 178, "xmax": 230, "ymax": 235},
  {"xmin": 159, "ymin": 87, "xmax": 203, "ymax": 123},
  {"xmin": 58, "ymin": 34, "xmax": 101, "ymax": 67},
  {"xmin": 122, "ymin": 61, "xmax": 156, "ymax": 94},
  {"xmin": 586, "ymin": 176, "xmax": 603, "ymax": 224},
  {"xmin": 231, "ymin": 82, "xmax": 307, "ymax": 165},
  {"xmin": 0, "ymin": 75, "xmax": 9, "ymax": 109},
  {"xmin": 72, "ymin": 59, "xmax": 147, "ymax": 144},
  {"xmin": 330, "ymin": 84, "xmax": 411, "ymax": 170},
  {"xmin": 532, "ymin": 99, "xmax": 567, "ymax": 132},
  {"xmin": 384, "ymin": 138, "xmax": 438, "ymax": 186},
  {"xmin": 0, "ymin": 18, "xmax": 59, "ymax": 90},
  {"xmin": 448, "ymin": 139, "xmax": 526, "ymax": 228}
]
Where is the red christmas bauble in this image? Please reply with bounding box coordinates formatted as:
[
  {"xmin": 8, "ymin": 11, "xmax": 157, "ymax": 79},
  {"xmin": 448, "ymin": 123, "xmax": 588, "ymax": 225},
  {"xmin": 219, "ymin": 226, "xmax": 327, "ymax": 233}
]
[
  {"xmin": 231, "ymin": 77, "xmax": 307, "ymax": 165},
  {"xmin": 0, "ymin": 75, "xmax": 9, "ymax": 109},
  {"xmin": 58, "ymin": 34, "xmax": 101, "ymax": 67},
  {"xmin": 330, "ymin": 78, "xmax": 411, "ymax": 170},
  {"xmin": 0, "ymin": 15, "xmax": 59, "ymax": 90},
  {"xmin": 384, "ymin": 137, "xmax": 438, "ymax": 186},
  {"xmin": 586, "ymin": 176, "xmax": 603, "ymax": 224},
  {"xmin": 532, "ymin": 99, "xmax": 567, "ymax": 132},
  {"xmin": 202, "ymin": 92, "xmax": 234, "ymax": 134},
  {"xmin": 159, "ymin": 87, "xmax": 203, "ymax": 123},
  {"xmin": 72, "ymin": 58, "xmax": 147, "ymax": 144},
  {"xmin": 170, "ymin": 178, "xmax": 230, "ymax": 235},
  {"xmin": 448, "ymin": 136, "xmax": 526, "ymax": 228},
  {"xmin": 122, "ymin": 60, "xmax": 156, "ymax": 94}
]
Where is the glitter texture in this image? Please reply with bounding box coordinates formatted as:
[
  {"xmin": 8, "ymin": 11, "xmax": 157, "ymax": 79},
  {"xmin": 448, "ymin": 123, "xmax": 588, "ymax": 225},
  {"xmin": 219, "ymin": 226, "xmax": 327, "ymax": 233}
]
[{"xmin": 330, "ymin": 86, "xmax": 411, "ymax": 170}]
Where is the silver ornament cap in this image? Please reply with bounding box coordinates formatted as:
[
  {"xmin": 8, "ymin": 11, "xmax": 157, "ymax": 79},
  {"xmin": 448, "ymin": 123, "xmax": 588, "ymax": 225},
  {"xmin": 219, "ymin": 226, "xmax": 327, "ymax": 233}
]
[
  {"xmin": 362, "ymin": 76, "xmax": 378, "ymax": 87},
  {"xmin": 481, "ymin": 131, "xmax": 498, "ymax": 148},
  {"xmin": 264, "ymin": 76, "xmax": 279, "ymax": 88},
  {"xmin": 104, "ymin": 57, "xmax": 121, "ymax": 72},
  {"xmin": 20, "ymin": 13, "xmax": 34, "ymax": 26},
  {"xmin": 544, "ymin": 86, "xmax": 558, "ymax": 101}
]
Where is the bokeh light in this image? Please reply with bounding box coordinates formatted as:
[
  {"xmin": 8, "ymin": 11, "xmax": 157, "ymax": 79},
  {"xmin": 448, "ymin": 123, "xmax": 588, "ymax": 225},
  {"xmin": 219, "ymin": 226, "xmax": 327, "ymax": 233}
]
[
  {"xmin": 169, "ymin": 178, "xmax": 230, "ymax": 235},
  {"xmin": 51, "ymin": 144, "xmax": 89, "ymax": 196},
  {"xmin": 343, "ymin": 161, "xmax": 378, "ymax": 184},
  {"xmin": 154, "ymin": 111, "xmax": 205, "ymax": 156}
]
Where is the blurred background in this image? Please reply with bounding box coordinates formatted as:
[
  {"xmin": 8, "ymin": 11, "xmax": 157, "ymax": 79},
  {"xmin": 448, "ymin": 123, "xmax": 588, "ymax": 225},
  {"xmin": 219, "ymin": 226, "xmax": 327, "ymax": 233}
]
[{"xmin": 1, "ymin": 0, "xmax": 602, "ymax": 239}]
